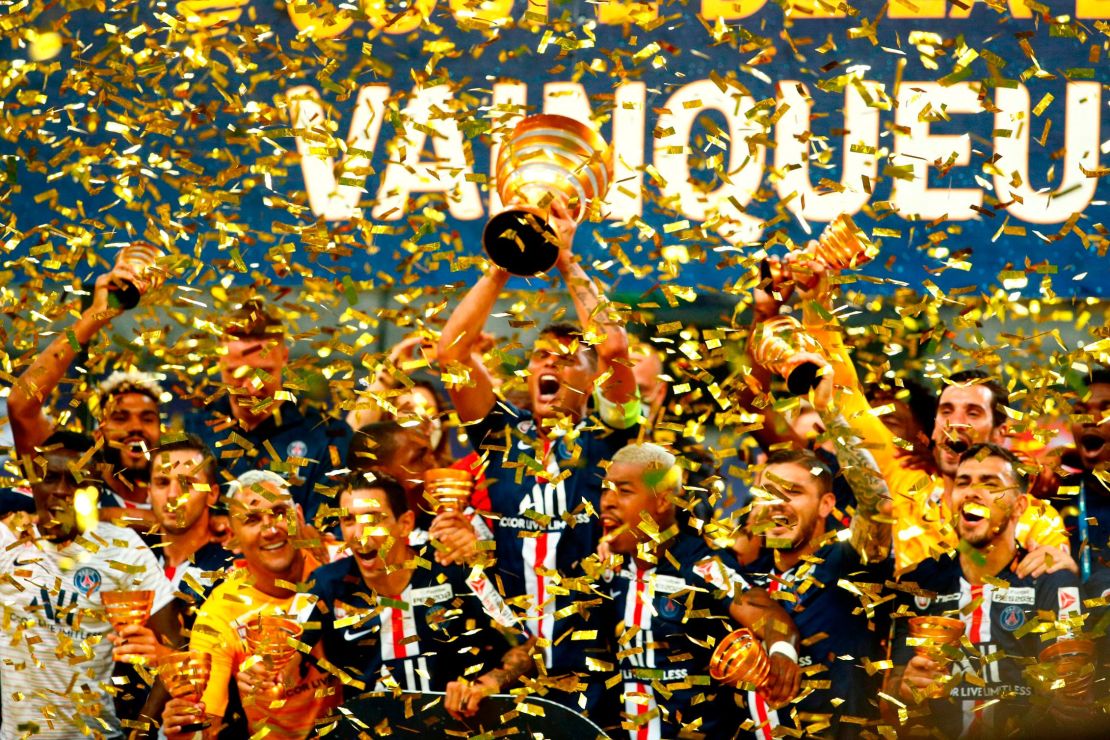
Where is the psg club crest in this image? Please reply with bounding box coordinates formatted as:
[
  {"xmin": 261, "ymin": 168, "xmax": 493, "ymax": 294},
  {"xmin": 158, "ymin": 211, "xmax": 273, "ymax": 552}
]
[
  {"xmin": 1000, "ymin": 604, "xmax": 1025, "ymax": 632},
  {"xmin": 914, "ymin": 595, "xmax": 932, "ymax": 610},
  {"xmin": 73, "ymin": 567, "xmax": 102, "ymax": 596},
  {"xmin": 287, "ymin": 440, "xmax": 309, "ymax": 458},
  {"xmin": 659, "ymin": 597, "xmax": 681, "ymax": 619}
]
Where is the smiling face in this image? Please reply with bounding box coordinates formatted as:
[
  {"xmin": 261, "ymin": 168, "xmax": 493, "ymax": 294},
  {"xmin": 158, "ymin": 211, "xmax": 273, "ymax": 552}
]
[
  {"xmin": 31, "ymin": 449, "xmax": 87, "ymax": 543},
  {"xmin": 527, "ymin": 334, "xmax": 595, "ymax": 423},
  {"xmin": 751, "ymin": 461, "xmax": 834, "ymax": 551},
  {"xmin": 149, "ymin": 449, "xmax": 216, "ymax": 535},
  {"xmin": 600, "ymin": 460, "xmax": 675, "ymax": 557},
  {"xmin": 1071, "ymin": 383, "xmax": 1110, "ymax": 470},
  {"xmin": 229, "ymin": 480, "xmax": 302, "ymax": 580},
  {"xmin": 933, "ymin": 384, "xmax": 1003, "ymax": 477},
  {"xmin": 97, "ymin": 392, "xmax": 161, "ymax": 475},
  {"xmin": 951, "ymin": 454, "xmax": 1026, "ymax": 549},
  {"xmin": 339, "ymin": 486, "xmax": 415, "ymax": 583}
]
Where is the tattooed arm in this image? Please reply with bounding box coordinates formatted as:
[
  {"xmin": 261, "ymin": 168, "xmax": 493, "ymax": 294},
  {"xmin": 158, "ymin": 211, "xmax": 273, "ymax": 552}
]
[
  {"xmin": 445, "ymin": 634, "xmax": 539, "ymax": 719},
  {"xmin": 812, "ymin": 365, "xmax": 894, "ymax": 562}
]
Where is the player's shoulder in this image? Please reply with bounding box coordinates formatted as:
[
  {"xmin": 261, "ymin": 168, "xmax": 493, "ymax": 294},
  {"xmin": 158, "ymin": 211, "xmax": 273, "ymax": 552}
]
[
  {"xmin": 309, "ymin": 557, "xmax": 361, "ymax": 599},
  {"xmin": 81, "ymin": 522, "xmax": 152, "ymax": 556}
]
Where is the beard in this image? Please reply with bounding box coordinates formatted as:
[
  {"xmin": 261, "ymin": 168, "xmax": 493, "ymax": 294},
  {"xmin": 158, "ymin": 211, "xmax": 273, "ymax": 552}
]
[{"xmin": 102, "ymin": 445, "xmax": 151, "ymax": 484}]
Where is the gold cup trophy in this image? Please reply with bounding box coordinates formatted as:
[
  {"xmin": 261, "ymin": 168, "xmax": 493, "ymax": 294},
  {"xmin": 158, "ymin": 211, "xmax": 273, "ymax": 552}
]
[
  {"xmin": 762, "ymin": 213, "xmax": 878, "ymax": 283},
  {"xmin": 111, "ymin": 243, "xmax": 168, "ymax": 310},
  {"xmin": 153, "ymin": 651, "xmax": 213, "ymax": 732},
  {"xmin": 101, "ymin": 589, "xmax": 156, "ymax": 665},
  {"xmin": 709, "ymin": 627, "xmax": 772, "ymax": 689},
  {"xmin": 1028, "ymin": 638, "xmax": 1096, "ymax": 701},
  {"xmin": 243, "ymin": 615, "xmax": 304, "ymax": 694},
  {"xmin": 484, "ymin": 114, "xmax": 613, "ymax": 276},
  {"xmin": 749, "ymin": 314, "xmax": 827, "ymax": 395},
  {"xmin": 906, "ymin": 616, "xmax": 965, "ymax": 698},
  {"xmin": 423, "ymin": 468, "xmax": 474, "ymax": 513}
]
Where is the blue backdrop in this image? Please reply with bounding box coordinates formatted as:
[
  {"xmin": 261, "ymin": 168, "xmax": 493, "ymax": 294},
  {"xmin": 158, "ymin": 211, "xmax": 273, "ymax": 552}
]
[{"xmin": 3, "ymin": 0, "xmax": 1108, "ymax": 297}]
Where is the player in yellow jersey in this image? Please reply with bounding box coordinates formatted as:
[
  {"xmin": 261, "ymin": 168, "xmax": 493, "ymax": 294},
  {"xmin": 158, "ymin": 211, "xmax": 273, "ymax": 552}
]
[{"xmin": 161, "ymin": 470, "xmax": 338, "ymax": 739}]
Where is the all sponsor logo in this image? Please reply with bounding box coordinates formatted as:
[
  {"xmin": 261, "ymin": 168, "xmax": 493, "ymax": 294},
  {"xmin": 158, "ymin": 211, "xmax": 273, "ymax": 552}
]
[{"xmin": 1059, "ymin": 587, "xmax": 1081, "ymax": 616}]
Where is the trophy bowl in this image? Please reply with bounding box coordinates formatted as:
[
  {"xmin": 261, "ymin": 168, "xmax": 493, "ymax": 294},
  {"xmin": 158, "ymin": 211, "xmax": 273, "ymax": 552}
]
[
  {"xmin": 153, "ymin": 651, "xmax": 213, "ymax": 732},
  {"xmin": 423, "ymin": 468, "xmax": 473, "ymax": 513},
  {"xmin": 484, "ymin": 114, "xmax": 613, "ymax": 276},
  {"xmin": 1030, "ymin": 638, "xmax": 1097, "ymax": 700},
  {"xmin": 815, "ymin": 214, "xmax": 877, "ymax": 271},
  {"xmin": 749, "ymin": 315, "xmax": 826, "ymax": 396},
  {"xmin": 243, "ymin": 615, "xmax": 303, "ymax": 672},
  {"xmin": 112, "ymin": 243, "xmax": 168, "ymax": 310},
  {"xmin": 907, "ymin": 615, "xmax": 965, "ymax": 699},
  {"xmin": 709, "ymin": 628, "xmax": 771, "ymax": 689},
  {"xmin": 101, "ymin": 589, "xmax": 155, "ymax": 632}
]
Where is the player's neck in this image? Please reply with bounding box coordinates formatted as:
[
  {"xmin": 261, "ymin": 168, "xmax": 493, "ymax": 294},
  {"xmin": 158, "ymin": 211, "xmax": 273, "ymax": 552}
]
[
  {"xmin": 232, "ymin": 402, "xmax": 278, "ymax": 432},
  {"xmin": 959, "ymin": 536, "xmax": 1017, "ymax": 584},
  {"xmin": 363, "ymin": 548, "xmax": 416, "ymax": 596},
  {"xmin": 163, "ymin": 519, "xmax": 211, "ymax": 568},
  {"xmin": 108, "ymin": 470, "xmax": 148, "ymax": 504},
  {"xmin": 632, "ymin": 536, "xmax": 674, "ymax": 572},
  {"xmin": 772, "ymin": 525, "xmax": 825, "ymax": 573},
  {"xmin": 250, "ymin": 552, "xmax": 306, "ymax": 598}
]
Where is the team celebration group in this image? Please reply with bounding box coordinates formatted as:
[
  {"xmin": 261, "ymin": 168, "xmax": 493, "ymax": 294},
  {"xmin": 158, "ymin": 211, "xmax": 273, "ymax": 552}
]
[{"xmin": 1, "ymin": 216, "xmax": 1108, "ymax": 740}]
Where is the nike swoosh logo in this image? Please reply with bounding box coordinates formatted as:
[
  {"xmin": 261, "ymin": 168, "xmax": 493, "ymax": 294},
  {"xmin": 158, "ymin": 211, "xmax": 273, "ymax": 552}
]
[
  {"xmin": 13, "ymin": 558, "xmax": 40, "ymax": 567},
  {"xmin": 343, "ymin": 628, "xmax": 374, "ymax": 642}
]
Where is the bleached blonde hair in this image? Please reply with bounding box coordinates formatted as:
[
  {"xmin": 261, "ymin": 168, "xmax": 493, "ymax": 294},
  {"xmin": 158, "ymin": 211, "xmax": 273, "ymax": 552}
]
[{"xmin": 611, "ymin": 442, "xmax": 682, "ymax": 495}]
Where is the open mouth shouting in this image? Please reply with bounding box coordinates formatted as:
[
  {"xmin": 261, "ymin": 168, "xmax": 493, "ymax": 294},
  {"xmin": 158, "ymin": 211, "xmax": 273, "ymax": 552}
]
[
  {"xmin": 1079, "ymin": 434, "xmax": 1107, "ymax": 454},
  {"xmin": 536, "ymin": 374, "xmax": 560, "ymax": 404},
  {"xmin": 959, "ymin": 501, "xmax": 990, "ymax": 527}
]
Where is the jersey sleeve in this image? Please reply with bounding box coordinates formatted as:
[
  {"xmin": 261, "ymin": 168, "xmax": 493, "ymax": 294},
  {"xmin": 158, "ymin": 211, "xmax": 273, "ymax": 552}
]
[
  {"xmin": 691, "ymin": 550, "xmax": 751, "ymax": 612},
  {"xmin": 465, "ymin": 399, "xmax": 523, "ymax": 453},
  {"xmin": 1036, "ymin": 569, "xmax": 1083, "ymax": 623}
]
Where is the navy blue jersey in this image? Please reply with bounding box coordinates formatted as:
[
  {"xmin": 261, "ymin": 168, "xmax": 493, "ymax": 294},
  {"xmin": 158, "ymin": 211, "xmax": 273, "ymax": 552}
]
[
  {"xmin": 185, "ymin": 398, "xmax": 352, "ymax": 525},
  {"xmin": 1052, "ymin": 472, "xmax": 1110, "ymax": 574},
  {"xmin": 892, "ymin": 552, "xmax": 1083, "ymax": 738},
  {"xmin": 153, "ymin": 541, "xmax": 236, "ymax": 625},
  {"xmin": 742, "ymin": 539, "xmax": 892, "ymax": 737},
  {"xmin": 304, "ymin": 555, "xmax": 518, "ymax": 693},
  {"xmin": 599, "ymin": 530, "xmax": 751, "ymax": 740},
  {"xmin": 467, "ymin": 399, "xmax": 637, "ymax": 674}
]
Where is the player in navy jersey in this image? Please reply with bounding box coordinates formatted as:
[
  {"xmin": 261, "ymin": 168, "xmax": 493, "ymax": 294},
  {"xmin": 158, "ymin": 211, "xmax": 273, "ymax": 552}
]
[
  {"xmin": 598, "ymin": 443, "xmax": 801, "ymax": 740},
  {"xmin": 303, "ymin": 473, "xmax": 536, "ymax": 717},
  {"xmin": 436, "ymin": 206, "xmax": 639, "ymax": 723},
  {"xmin": 742, "ymin": 443, "xmax": 893, "ymax": 738},
  {"xmin": 891, "ymin": 444, "xmax": 1088, "ymax": 738}
]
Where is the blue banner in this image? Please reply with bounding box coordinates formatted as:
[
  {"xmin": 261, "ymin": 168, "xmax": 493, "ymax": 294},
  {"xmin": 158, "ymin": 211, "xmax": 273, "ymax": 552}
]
[{"xmin": 3, "ymin": 0, "xmax": 1108, "ymax": 297}]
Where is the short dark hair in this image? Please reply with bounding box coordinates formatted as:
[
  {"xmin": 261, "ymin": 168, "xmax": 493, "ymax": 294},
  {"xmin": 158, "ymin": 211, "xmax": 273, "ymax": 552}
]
[
  {"xmin": 223, "ymin": 298, "xmax": 284, "ymax": 340},
  {"xmin": 763, "ymin": 447, "xmax": 833, "ymax": 494},
  {"xmin": 338, "ymin": 471, "xmax": 409, "ymax": 518},
  {"xmin": 1083, "ymin": 367, "xmax": 1110, "ymax": 389},
  {"xmin": 347, "ymin": 421, "xmax": 409, "ymax": 471},
  {"xmin": 866, "ymin": 377, "xmax": 938, "ymax": 439},
  {"xmin": 39, "ymin": 430, "xmax": 96, "ymax": 455},
  {"xmin": 537, "ymin": 322, "xmax": 598, "ymax": 369},
  {"xmin": 945, "ymin": 369, "xmax": 1009, "ymax": 428},
  {"xmin": 154, "ymin": 434, "xmax": 217, "ymax": 483},
  {"xmin": 958, "ymin": 443, "xmax": 1029, "ymax": 493}
]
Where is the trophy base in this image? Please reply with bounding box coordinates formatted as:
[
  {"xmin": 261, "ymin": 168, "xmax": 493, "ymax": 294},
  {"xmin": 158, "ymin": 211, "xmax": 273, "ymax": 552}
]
[
  {"xmin": 483, "ymin": 209, "xmax": 560, "ymax": 276},
  {"xmin": 786, "ymin": 361, "xmax": 821, "ymax": 396}
]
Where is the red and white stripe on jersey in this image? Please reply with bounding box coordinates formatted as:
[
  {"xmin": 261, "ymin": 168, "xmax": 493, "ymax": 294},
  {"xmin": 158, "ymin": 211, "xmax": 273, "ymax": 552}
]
[
  {"xmin": 749, "ymin": 690, "xmax": 780, "ymax": 740},
  {"xmin": 621, "ymin": 562, "xmax": 662, "ymax": 740},
  {"xmin": 624, "ymin": 681, "xmax": 661, "ymax": 740},
  {"xmin": 959, "ymin": 581, "xmax": 992, "ymax": 736},
  {"xmin": 379, "ymin": 596, "xmax": 420, "ymax": 662},
  {"xmin": 521, "ymin": 437, "xmax": 564, "ymax": 665}
]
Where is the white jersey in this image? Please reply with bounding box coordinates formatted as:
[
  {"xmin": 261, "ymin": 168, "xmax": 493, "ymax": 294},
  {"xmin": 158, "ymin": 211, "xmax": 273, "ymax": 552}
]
[{"xmin": 0, "ymin": 520, "xmax": 175, "ymax": 740}]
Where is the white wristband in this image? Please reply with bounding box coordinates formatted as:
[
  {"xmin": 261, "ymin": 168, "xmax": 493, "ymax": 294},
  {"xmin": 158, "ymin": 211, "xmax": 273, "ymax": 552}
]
[{"xmin": 768, "ymin": 641, "xmax": 799, "ymax": 664}]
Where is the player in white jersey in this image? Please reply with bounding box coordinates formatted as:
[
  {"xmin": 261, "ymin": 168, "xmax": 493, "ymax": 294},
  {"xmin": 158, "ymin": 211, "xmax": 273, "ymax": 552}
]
[{"xmin": 0, "ymin": 431, "xmax": 178, "ymax": 740}]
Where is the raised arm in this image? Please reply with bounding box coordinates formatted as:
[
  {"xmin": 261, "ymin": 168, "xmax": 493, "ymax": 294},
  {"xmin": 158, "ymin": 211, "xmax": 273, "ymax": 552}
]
[
  {"xmin": 9, "ymin": 263, "xmax": 142, "ymax": 454},
  {"xmin": 436, "ymin": 269, "xmax": 510, "ymax": 424},
  {"xmin": 551, "ymin": 211, "xmax": 636, "ymax": 408}
]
